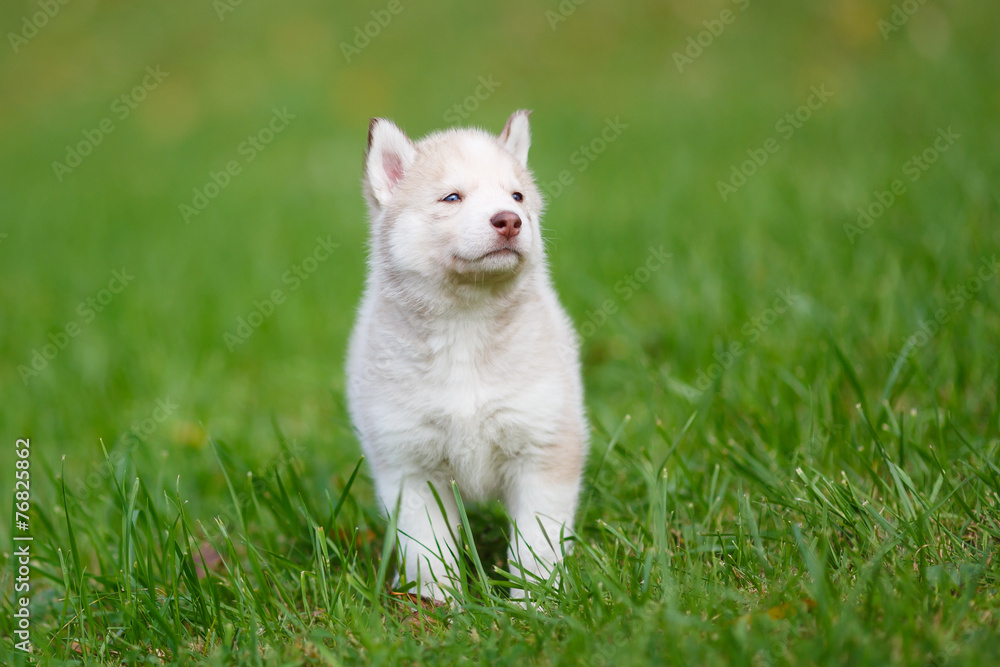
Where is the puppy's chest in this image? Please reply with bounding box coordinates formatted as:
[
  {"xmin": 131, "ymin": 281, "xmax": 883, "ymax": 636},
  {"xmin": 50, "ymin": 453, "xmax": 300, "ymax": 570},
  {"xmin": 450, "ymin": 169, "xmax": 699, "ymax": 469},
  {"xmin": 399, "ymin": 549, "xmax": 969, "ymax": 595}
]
[
  {"xmin": 398, "ymin": 327, "xmax": 553, "ymax": 450},
  {"xmin": 421, "ymin": 335, "xmax": 525, "ymax": 429}
]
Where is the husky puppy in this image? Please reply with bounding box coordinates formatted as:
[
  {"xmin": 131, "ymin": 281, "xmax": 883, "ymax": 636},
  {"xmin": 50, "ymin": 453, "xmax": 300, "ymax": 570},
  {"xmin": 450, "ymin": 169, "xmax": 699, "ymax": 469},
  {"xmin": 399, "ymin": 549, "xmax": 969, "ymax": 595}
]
[{"xmin": 346, "ymin": 110, "xmax": 587, "ymax": 601}]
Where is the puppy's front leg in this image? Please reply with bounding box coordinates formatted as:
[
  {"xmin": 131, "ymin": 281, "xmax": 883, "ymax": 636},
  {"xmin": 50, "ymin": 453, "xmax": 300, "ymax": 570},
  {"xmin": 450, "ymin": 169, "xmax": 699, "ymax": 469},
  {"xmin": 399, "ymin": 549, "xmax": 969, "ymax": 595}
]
[
  {"xmin": 388, "ymin": 474, "xmax": 460, "ymax": 601},
  {"xmin": 505, "ymin": 459, "xmax": 582, "ymax": 598}
]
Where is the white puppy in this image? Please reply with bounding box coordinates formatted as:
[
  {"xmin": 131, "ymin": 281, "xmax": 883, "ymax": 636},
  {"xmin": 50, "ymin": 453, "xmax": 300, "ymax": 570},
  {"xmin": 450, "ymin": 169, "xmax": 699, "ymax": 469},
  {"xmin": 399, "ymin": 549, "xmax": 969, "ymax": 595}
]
[{"xmin": 346, "ymin": 110, "xmax": 588, "ymax": 601}]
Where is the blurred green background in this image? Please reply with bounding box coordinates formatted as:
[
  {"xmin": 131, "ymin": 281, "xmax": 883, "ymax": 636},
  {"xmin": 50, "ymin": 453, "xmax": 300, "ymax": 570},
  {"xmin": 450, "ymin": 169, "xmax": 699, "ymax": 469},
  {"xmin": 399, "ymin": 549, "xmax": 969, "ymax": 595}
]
[
  {"xmin": 2, "ymin": 1, "xmax": 1000, "ymax": 663},
  {"xmin": 1, "ymin": 0, "xmax": 998, "ymax": 524}
]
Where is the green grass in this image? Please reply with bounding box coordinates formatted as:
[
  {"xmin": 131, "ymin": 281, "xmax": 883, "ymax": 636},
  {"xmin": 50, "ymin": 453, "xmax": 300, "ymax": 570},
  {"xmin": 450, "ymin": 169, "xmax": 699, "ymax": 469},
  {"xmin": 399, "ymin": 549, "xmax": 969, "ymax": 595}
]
[{"xmin": 2, "ymin": 0, "xmax": 999, "ymax": 664}]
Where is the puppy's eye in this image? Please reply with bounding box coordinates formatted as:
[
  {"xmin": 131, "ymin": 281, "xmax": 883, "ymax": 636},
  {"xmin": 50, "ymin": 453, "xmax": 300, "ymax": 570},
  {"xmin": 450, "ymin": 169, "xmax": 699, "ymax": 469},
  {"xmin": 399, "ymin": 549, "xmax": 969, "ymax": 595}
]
[
  {"xmin": 442, "ymin": 193, "xmax": 462, "ymax": 202},
  {"xmin": 512, "ymin": 192, "xmax": 523, "ymax": 202}
]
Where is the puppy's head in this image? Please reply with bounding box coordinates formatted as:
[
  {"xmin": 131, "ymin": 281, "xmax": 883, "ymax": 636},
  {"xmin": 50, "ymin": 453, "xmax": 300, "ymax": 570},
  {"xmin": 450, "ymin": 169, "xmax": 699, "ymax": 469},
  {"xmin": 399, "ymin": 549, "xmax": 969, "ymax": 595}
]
[{"xmin": 363, "ymin": 110, "xmax": 544, "ymax": 288}]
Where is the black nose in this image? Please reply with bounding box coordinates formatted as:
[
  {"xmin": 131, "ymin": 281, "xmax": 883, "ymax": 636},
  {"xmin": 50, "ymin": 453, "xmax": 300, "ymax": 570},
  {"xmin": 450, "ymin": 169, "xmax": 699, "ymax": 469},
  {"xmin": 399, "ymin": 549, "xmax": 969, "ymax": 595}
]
[{"xmin": 490, "ymin": 210, "xmax": 522, "ymax": 239}]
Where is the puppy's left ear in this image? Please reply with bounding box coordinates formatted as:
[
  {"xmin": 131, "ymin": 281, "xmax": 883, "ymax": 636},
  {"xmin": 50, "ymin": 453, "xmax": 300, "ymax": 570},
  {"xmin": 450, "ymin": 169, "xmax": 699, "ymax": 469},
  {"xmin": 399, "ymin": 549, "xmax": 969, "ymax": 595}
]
[
  {"xmin": 500, "ymin": 109, "xmax": 531, "ymax": 167},
  {"xmin": 365, "ymin": 118, "xmax": 416, "ymax": 208}
]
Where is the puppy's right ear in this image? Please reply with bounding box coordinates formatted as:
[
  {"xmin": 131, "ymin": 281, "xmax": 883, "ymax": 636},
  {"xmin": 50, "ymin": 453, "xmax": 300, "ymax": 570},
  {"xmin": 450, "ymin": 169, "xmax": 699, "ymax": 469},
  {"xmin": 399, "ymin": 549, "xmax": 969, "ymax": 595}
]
[
  {"xmin": 500, "ymin": 110, "xmax": 531, "ymax": 167},
  {"xmin": 364, "ymin": 118, "xmax": 416, "ymax": 208}
]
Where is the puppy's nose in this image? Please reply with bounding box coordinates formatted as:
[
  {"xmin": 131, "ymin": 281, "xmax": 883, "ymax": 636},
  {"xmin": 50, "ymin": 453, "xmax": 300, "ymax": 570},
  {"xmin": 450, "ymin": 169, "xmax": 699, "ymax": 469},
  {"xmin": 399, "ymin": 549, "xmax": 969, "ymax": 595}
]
[{"xmin": 490, "ymin": 210, "xmax": 522, "ymax": 239}]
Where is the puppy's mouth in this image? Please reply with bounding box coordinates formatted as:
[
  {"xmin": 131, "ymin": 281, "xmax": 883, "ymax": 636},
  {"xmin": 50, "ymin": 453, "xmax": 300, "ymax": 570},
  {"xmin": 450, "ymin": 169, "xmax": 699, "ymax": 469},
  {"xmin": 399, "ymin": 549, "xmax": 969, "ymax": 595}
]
[
  {"xmin": 450, "ymin": 244, "xmax": 525, "ymax": 278},
  {"xmin": 473, "ymin": 247, "xmax": 521, "ymax": 261}
]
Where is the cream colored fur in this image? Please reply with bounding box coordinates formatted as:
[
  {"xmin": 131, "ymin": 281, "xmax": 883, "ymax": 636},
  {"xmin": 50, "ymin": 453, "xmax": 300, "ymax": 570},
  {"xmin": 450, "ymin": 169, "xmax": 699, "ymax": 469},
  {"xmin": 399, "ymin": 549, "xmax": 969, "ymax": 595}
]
[{"xmin": 346, "ymin": 110, "xmax": 588, "ymax": 601}]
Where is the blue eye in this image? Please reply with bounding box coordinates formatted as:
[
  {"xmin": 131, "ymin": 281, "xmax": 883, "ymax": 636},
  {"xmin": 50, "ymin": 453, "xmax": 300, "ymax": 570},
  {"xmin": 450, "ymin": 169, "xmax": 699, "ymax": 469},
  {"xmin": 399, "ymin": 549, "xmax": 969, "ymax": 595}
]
[
  {"xmin": 512, "ymin": 192, "xmax": 523, "ymax": 202},
  {"xmin": 442, "ymin": 193, "xmax": 461, "ymax": 202}
]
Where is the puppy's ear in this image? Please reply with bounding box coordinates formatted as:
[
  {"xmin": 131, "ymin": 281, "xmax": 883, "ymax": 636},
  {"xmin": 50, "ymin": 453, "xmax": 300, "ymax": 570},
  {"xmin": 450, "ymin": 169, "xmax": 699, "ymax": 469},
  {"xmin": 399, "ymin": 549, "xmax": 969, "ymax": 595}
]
[
  {"xmin": 500, "ymin": 109, "xmax": 531, "ymax": 167},
  {"xmin": 364, "ymin": 118, "xmax": 416, "ymax": 208}
]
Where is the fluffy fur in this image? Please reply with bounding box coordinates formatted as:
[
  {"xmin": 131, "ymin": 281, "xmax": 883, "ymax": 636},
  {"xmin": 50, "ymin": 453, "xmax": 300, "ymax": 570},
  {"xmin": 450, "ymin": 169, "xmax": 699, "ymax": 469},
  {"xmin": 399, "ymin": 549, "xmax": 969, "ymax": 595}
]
[{"xmin": 346, "ymin": 110, "xmax": 588, "ymax": 601}]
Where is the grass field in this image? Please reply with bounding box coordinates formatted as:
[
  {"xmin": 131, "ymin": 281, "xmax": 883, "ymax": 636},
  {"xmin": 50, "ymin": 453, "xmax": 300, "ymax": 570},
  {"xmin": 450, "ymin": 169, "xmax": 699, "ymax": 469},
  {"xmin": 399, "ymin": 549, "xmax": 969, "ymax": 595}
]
[{"xmin": 2, "ymin": 0, "xmax": 999, "ymax": 664}]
